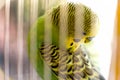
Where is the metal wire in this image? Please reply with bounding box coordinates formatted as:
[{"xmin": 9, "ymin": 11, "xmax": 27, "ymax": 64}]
[
  {"xmin": 17, "ymin": 0, "xmax": 24, "ymax": 80},
  {"xmin": 4, "ymin": 0, "xmax": 10, "ymax": 80}
]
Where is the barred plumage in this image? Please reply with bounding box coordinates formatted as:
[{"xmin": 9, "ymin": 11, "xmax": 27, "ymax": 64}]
[
  {"xmin": 28, "ymin": 2, "xmax": 104, "ymax": 80},
  {"xmin": 45, "ymin": 2, "xmax": 100, "ymax": 55},
  {"xmin": 49, "ymin": 2, "xmax": 99, "ymax": 40},
  {"xmin": 39, "ymin": 43, "xmax": 104, "ymax": 80}
]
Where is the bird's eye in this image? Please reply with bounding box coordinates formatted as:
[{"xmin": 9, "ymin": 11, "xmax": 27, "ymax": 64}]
[
  {"xmin": 84, "ymin": 37, "xmax": 94, "ymax": 43},
  {"xmin": 70, "ymin": 42, "xmax": 73, "ymax": 46},
  {"xmin": 73, "ymin": 39, "xmax": 80, "ymax": 42},
  {"xmin": 83, "ymin": 32, "xmax": 87, "ymax": 35}
]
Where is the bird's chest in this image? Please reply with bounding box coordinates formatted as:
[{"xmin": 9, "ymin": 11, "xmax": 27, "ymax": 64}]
[{"xmin": 39, "ymin": 44, "xmax": 101, "ymax": 80}]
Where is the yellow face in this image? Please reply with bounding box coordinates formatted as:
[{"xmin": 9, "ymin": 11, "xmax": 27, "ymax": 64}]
[
  {"xmin": 65, "ymin": 29, "xmax": 99, "ymax": 52},
  {"xmin": 65, "ymin": 37, "xmax": 85, "ymax": 53}
]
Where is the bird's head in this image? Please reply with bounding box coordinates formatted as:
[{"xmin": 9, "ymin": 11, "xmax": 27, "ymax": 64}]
[{"xmin": 50, "ymin": 2, "xmax": 99, "ymax": 52}]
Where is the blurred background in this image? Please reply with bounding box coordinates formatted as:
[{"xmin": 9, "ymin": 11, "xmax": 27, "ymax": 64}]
[
  {"xmin": 0, "ymin": 0, "xmax": 60, "ymax": 80},
  {"xmin": 0, "ymin": 0, "xmax": 118, "ymax": 80},
  {"xmin": 113, "ymin": 0, "xmax": 120, "ymax": 79}
]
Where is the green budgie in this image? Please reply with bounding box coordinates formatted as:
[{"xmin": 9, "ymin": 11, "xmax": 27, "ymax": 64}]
[{"xmin": 28, "ymin": 2, "xmax": 105, "ymax": 80}]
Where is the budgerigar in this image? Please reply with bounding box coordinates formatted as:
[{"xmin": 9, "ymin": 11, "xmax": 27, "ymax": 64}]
[{"xmin": 27, "ymin": 2, "xmax": 105, "ymax": 80}]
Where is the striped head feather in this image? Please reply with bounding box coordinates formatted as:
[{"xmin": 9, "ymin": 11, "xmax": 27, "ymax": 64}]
[{"xmin": 45, "ymin": 2, "xmax": 99, "ymax": 52}]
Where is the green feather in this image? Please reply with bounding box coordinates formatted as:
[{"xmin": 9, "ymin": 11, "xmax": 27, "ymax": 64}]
[
  {"xmin": 27, "ymin": 2, "xmax": 103, "ymax": 80},
  {"xmin": 27, "ymin": 16, "xmax": 58, "ymax": 80}
]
